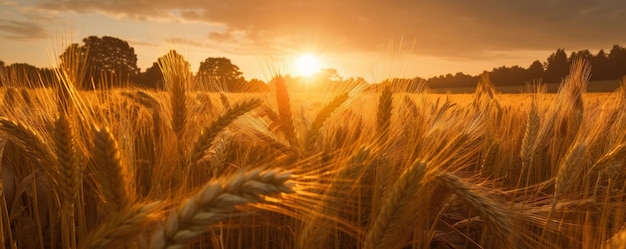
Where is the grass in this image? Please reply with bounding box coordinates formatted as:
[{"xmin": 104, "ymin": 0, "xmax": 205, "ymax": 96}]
[{"xmin": 1, "ymin": 59, "xmax": 626, "ymax": 248}]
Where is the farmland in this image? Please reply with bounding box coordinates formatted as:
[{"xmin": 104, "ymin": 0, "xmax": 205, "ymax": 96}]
[{"xmin": 1, "ymin": 59, "xmax": 626, "ymax": 249}]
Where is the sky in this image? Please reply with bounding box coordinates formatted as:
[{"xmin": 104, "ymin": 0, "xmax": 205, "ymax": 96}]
[{"xmin": 0, "ymin": 0, "xmax": 625, "ymax": 82}]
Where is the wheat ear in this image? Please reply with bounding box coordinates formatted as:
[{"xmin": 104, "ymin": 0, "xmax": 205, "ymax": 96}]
[
  {"xmin": 303, "ymin": 92, "xmax": 349, "ymax": 153},
  {"xmin": 219, "ymin": 92, "xmax": 230, "ymax": 109},
  {"xmin": 55, "ymin": 113, "xmax": 80, "ymax": 249},
  {"xmin": 3, "ymin": 87, "xmax": 17, "ymax": 105},
  {"xmin": 170, "ymin": 75, "xmax": 187, "ymax": 138},
  {"xmin": 376, "ymin": 84, "xmax": 392, "ymax": 141},
  {"xmin": 274, "ymin": 76, "xmax": 299, "ymax": 149},
  {"xmin": 554, "ymin": 143, "xmax": 587, "ymax": 202},
  {"xmin": 364, "ymin": 159, "xmax": 426, "ymax": 249},
  {"xmin": 0, "ymin": 117, "xmax": 56, "ymax": 171},
  {"xmin": 591, "ymin": 143, "xmax": 626, "ymax": 173},
  {"xmin": 435, "ymin": 172, "xmax": 515, "ymax": 248},
  {"xmin": 150, "ymin": 168, "xmax": 295, "ymax": 249},
  {"xmin": 55, "ymin": 113, "xmax": 80, "ymax": 205},
  {"xmin": 519, "ymin": 102, "xmax": 540, "ymax": 191},
  {"xmin": 124, "ymin": 90, "xmax": 163, "ymax": 141},
  {"xmin": 188, "ymin": 98, "xmax": 262, "ymax": 165},
  {"xmin": 79, "ymin": 202, "xmax": 161, "ymax": 249},
  {"xmin": 521, "ymin": 102, "xmax": 540, "ymax": 161},
  {"xmin": 160, "ymin": 52, "xmax": 191, "ymax": 138},
  {"xmin": 92, "ymin": 126, "xmax": 135, "ymax": 212},
  {"xmin": 254, "ymin": 131, "xmax": 296, "ymax": 156}
]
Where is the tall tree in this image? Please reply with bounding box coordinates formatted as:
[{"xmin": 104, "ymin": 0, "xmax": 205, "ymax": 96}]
[
  {"xmin": 197, "ymin": 57, "xmax": 244, "ymax": 91},
  {"xmin": 246, "ymin": 78, "xmax": 270, "ymax": 92},
  {"xmin": 140, "ymin": 62, "xmax": 163, "ymax": 89},
  {"xmin": 60, "ymin": 36, "xmax": 140, "ymax": 89},
  {"xmin": 527, "ymin": 60, "xmax": 544, "ymax": 82},
  {"xmin": 139, "ymin": 50, "xmax": 191, "ymax": 90},
  {"xmin": 569, "ymin": 50, "xmax": 593, "ymax": 64},
  {"xmin": 591, "ymin": 49, "xmax": 610, "ymax": 80},
  {"xmin": 544, "ymin": 48, "xmax": 569, "ymax": 83},
  {"xmin": 0, "ymin": 63, "xmax": 55, "ymax": 87},
  {"xmin": 608, "ymin": 45, "xmax": 626, "ymax": 79}
]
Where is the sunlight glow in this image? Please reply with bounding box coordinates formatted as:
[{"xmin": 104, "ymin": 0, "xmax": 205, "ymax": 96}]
[{"xmin": 294, "ymin": 53, "xmax": 321, "ymax": 77}]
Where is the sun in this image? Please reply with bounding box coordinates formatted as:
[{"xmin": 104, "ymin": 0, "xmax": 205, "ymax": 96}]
[{"xmin": 294, "ymin": 53, "xmax": 321, "ymax": 77}]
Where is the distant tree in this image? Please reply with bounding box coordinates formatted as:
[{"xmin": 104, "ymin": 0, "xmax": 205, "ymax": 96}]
[
  {"xmin": 0, "ymin": 63, "xmax": 55, "ymax": 87},
  {"xmin": 197, "ymin": 57, "xmax": 244, "ymax": 91},
  {"xmin": 608, "ymin": 45, "xmax": 626, "ymax": 79},
  {"xmin": 569, "ymin": 50, "xmax": 593, "ymax": 64},
  {"xmin": 345, "ymin": 77, "xmax": 369, "ymax": 85},
  {"xmin": 0, "ymin": 60, "xmax": 5, "ymax": 68},
  {"xmin": 526, "ymin": 60, "xmax": 544, "ymax": 82},
  {"xmin": 246, "ymin": 78, "xmax": 270, "ymax": 92},
  {"xmin": 139, "ymin": 50, "xmax": 191, "ymax": 90},
  {"xmin": 139, "ymin": 62, "xmax": 163, "ymax": 89},
  {"xmin": 315, "ymin": 68, "xmax": 343, "ymax": 82},
  {"xmin": 490, "ymin": 65, "xmax": 527, "ymax": 85},
  {"xmin": 544, "ymin": 49, "xmax": 569, "ymax": 83},
  {"xmin": 591, "ymin": 49, "xmax": 610, "ymax": 80},
  {"xmin": 375, "ymin": 77, "xmax": 425, "ymax": 92},
  {"xmin": 60, "ymin": 36, "xmax": 140, "ymax": 89},
  {"xmin": 427, "ymin": 72, "xmax": 478, "ymax": 89}
]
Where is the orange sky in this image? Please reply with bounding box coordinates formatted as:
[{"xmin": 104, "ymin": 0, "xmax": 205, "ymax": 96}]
[{"xmin": 1, "ymin": 0, "xmax": 625, "ymax": 82}]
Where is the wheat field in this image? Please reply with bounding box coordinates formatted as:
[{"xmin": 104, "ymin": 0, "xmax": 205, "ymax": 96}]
[{"xmin": 1, "ymin": 57, "xmax": 626, "ymax": 249}]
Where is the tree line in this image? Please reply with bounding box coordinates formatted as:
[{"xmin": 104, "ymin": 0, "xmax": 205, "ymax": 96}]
[
  {"xmin": 1, "ymin": 35, "xmax": 626, "ymax": 91},
  {"xmin": 422, "ymin": 45, "xmax": 626, "ymax": 89},
  {"xmin": 0, "ymin": 36, "xmax": 268, "ymax": 91}
]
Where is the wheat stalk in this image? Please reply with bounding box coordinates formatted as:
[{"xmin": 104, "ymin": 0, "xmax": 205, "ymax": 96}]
[
  {"xmin": 605, "ymin": 228, "xmax": 626, "ymax": 249},
  {"xmin": 55, "ymin": 113, "xmax": 80, "ymax": 249},
  {"xmin": 274, "ymin": 76, "xmax": 299, "ymax": 149},
  {"xmin": 188, "ymin": 98, "xmax": 262, "ymax": 166},
  {"xmin": 364, "ymin": 159, "xmax": 427, "ymax": 249},
  {"xmin": 480, "ymin": 140, "xmax": 499, "ymax": 177},
  {"xmin": 591, "ymin": 143, "xmax": 626, "ymax": 173},
  {"xmin": 521, "ymin": 102, "xmax": 540, "ymax": 162},
  {"xmin": 219, "ymin": 92, "xmax": 230, "ymax": 109},
  {"xmin": 0, "ymin": 117, "xmax": 56, "ymax": 174},
  {"xmin": 298, "ymin": 146, "xmax": 372, "ymax": 248},
  {"xmin": 519, "ymin": 102, "xmax": 540, "ymax": 191},
  {"xmin": 79, "ymin": 202, "xmax": 161, "ymax": 249},
  {"xmin": 169, "ymin": 76, "xmax": 187, "ymax": 138},
  {"xmin": 160, "ymin": 53, "xmax": 190, "ymax": 138},
  {"xmin": 303, "ymin": 92, "xmax": 349, "ymax": 154},
  {"xmin": 254, "ymin": 131, "xmax": 296, "ymax": 156},
  {"xmin": 435, "ymin": 172, "xmax": 515, "ymax": 248},
  {"xmin": 150, "ymin": 168, "xmax": 295, "ymax": 249},
  {"xmin": 3, "ymin": 87, "xmax": 18, "ymax": 105},
  {"xmin": 376, "ymin": 85, "xmax": 392, "ymax": 141}
]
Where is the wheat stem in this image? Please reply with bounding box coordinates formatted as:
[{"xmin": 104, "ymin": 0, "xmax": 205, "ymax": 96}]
[
  {"xmin": 80, "ymin": 202, "xmax": 161, "ymax": 249},
  {"xmin": 364, "ymin": 159, "xmax": 426, "ymax": 249},
  {"xmin": 188, "ymin": 98, "xmax": 261, "ymax": 166}
]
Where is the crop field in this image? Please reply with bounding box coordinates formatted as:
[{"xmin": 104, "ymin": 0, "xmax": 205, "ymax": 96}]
[{"xmin": 2, "ymin": 59, "xmax": 626, "ymax": 249}]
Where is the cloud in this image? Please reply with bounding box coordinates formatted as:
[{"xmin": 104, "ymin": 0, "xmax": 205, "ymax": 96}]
[
  {"xmin": 127, "ymin": 39, "xmax": 158, "ymax": 47},
  {"xmin": 165, "ymin": 37, "xmax": 203, "ymax": 47},
  {"xmin": 29, "ymin": 0, "xmax": 626, "ymax": 59},
  {"xmin": 207, "ymin": 30, "xmax": 236, "ymax": 43},
  {"xmin": 0, "ymin": 19, "xmax": 48, "ymax": 40}
]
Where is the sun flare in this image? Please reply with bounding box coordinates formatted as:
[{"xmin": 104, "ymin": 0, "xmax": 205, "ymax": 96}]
[{"xmin": 294, "ymin": 53, "xmax": 321, "ymax": 77}]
